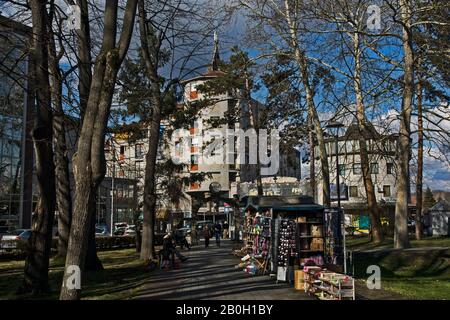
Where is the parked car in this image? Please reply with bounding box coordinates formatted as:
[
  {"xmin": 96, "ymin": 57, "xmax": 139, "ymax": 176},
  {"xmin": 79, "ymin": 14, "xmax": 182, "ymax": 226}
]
[
  {"xmin": 124, "ymin": 225, "xmax": 136, "ymax": 236},
  {"xmin": 0, "ymin": 226, "xmax": 11, "ymax": 240},
  {"xmin": 1, "ymin": 229, "xmax": 31, "ymax": 249},
  {"xmin": 114, "ymin": 222, "xmax": 128, "ymax": 229},
  {"xmin": 95, "ymin": 226, "xmax": 109, "ymax": 237},
  {"xmin": 113, "ymin": 227, "xmax": 126, "ymax": 236}
]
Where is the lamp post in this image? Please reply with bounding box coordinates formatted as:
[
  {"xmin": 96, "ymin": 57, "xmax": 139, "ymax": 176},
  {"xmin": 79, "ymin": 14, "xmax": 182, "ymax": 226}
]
[
  {"xmin": 326, "ymin": 121, "xmax": 346, "ymax": 273},
  {"xmin": 326, "ymin": 121, "xmax": 344, "ymax": 207}
]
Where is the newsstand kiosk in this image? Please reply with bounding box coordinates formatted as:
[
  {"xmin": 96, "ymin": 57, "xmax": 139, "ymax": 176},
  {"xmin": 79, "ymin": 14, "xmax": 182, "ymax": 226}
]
[{"xmin": 237, "ymin": 196, "xmax": 354, "ymax": 300}]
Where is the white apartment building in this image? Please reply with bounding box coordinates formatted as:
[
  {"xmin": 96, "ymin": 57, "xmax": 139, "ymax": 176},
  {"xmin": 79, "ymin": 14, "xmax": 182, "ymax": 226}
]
[{"xmin": 315, "ymin": 123, "xmax": 399, "ymax": 221}]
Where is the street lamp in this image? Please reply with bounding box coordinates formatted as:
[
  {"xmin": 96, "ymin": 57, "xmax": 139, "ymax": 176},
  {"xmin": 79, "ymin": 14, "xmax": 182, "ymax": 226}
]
[
  {"xmin": 326, "ymin": 121, "xmax": 344, "ymax": 208},
  {"xmin": 326, "ymin": 121, "xmax": 346, "ymax": 274}
]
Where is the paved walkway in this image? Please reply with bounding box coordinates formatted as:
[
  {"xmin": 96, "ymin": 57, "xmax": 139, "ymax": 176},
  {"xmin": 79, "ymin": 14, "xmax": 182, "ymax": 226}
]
[{"xmin": 132, "ymin": 239, "xmax": 314, "ymax": 300}]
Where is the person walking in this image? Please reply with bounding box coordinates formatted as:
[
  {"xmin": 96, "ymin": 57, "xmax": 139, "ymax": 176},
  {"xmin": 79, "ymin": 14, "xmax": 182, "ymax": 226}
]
[
  {"xmin": 203, "ymin": 225, "xmax": 212, "ymax": 248},
  {"xmin": 161, "ymin": 234, "xmax": 188, "ymax": 269},
  {"xmin": 223, "ymin": 221, "xmax": 229, "ymax": 239},
  {"xmin": 214, "ymin": 222, "xmax": 222, "ymax": 247}
]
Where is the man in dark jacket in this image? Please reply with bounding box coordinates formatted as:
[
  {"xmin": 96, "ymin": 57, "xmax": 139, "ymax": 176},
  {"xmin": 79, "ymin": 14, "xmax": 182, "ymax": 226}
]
[{"xmin": 214, "ymin": 222, "xmax": 222, "ymax": 247}]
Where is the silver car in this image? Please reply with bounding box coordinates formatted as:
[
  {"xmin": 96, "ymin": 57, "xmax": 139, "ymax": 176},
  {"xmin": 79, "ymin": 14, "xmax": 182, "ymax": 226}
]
[{"xmin": 1, "ymin": 229, "xmax": 31, "ymax": 250}]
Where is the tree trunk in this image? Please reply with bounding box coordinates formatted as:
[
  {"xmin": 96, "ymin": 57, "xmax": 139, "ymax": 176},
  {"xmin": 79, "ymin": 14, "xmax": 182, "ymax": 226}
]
[
  {"xmin": 85, "ymin": 195, "xmax": 103, "ymax": 270},
  {"xmin": 352, "ymin": 33, "xmax": 384, "ymax": 243},
  {"xmin": 245, "ymin": 75, "xmax": 263, "ymax": 196},
  {"xmin": 395, "ymin": 0, "xmax": 414, "ymax": 249},
  {"xmin": 415, "ymin": 76, "xmax": 423, "ymax": 240},
  {"xmin": 301, "ymin": 54, "xmax": 330, "ymax": 207},
  {"xmin": 60, "ymin": 0, "xmax": 137, "ymax": 300},
  {"xmin": 134, "ymin": 211, "xmax": 142, "ymax": 253},
  {"xmin": 47, "ymin": 14, "xmax": 73, "ymax": 258},
  {"xmin": 22, "ymin": 0, "xmax": 56, "ymax": 294},
  {"xmin": 70, "ymin": 0, "xmax": 102, "ymax": 268},
  {"xmin": 309, "ymin": 116, "xmax": 316, "ymax": 201},
  {"xmin": 139, "ymin": 91, "xmax": 161, "ymax": 261},
  {"xmin": 137, "ymin": 0, "xmax": 167, "ymax": 261},
  {"xmin": 283, "ymin": 1, "xmax": 330, "ymax": 206},
  {"xmin": 75, "ymin": 0, "xmax": 92, "ymax": 121}
]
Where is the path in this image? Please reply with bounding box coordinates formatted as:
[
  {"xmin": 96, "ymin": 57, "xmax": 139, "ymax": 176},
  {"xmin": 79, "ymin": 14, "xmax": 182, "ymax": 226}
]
[{"xmin": 132, "ymin": 239, "xmax": 314, "ymax": 300}]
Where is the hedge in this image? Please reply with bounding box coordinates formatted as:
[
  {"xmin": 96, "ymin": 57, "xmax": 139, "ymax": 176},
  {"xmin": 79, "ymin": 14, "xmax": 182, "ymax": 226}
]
[{"xmin": 0, "ymin": 235, "xmax": 137, "ymax": 259}]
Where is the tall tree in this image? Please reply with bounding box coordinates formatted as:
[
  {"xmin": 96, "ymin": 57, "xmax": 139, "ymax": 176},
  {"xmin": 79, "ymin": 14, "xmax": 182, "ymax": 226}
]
[
  {"xmin": 136, "ymin": 0, "xmax": 180, "ymax": 261},
  {"xmin": 415, "ymin": 66, "xmax": 424, "ymax": 240},
  {"xmin": 60, "ymin": 0, "xmax": 138, "ymax": 300},
  {"xmin": 423, "ymin": 187, "xmax": 436, "ymax": 211},
  {"xmin": 307, "ymin": 0, "xmax": 385, "ymax": 242},
  {"xmin": 47, "ymin": 1, "xmax": 73, "ymax": 258},
  {"xmin": 21, "ymin": 0, "xmax": 56, "ymax": 294},
  {"xmin": 239, "ymin": 0, "xmax": 331, "ymax": 206},
  {"xmin": 394, "ymin": 0, "xmax": 414, "ymax": 249}
]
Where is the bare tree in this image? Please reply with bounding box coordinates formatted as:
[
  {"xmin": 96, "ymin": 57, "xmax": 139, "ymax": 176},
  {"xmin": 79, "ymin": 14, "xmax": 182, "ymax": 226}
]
[
  {"xmin": 46, "ymin": 1, "xmax": 73, "ymax": 258},
  {"xmin": 60, "ymin": 0, "xmax": 138, "ymax": 300},
  {"xmin": 21, "ymin": 0, "xmax": 56, "ymax": 294},
  {"xmin": 393, "ymin": 0, "xmax": 414, "ymax": 249},
  {"xmin": 238, "ymin": 0, "xmax": 331, "ymax": 206}
]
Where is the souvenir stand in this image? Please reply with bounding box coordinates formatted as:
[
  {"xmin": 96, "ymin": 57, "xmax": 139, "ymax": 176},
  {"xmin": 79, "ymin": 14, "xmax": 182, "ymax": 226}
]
[
  {"xmin": 268, "ymin": 196, "xmax": 326, "ymax": 284},
  {"xmin": 235, "ymin": 196, "xmax": 355, "ymax": 300},
  {"xmin": 303, "ymin": 207, "xmax": 355, "ymax": 300},
  {"xmin": 235, "ymin": 198, "xmax": 272, "ymax": 275}
]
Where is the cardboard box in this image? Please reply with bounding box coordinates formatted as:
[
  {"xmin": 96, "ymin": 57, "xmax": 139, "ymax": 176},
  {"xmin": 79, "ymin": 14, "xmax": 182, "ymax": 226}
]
[
  {"xmin": 296, "ymin": 217, "xmax": 306, "ymax": 223},
  {"xmin": 294, "ymin": 270, "xmax": 305, "ymax": 290}
]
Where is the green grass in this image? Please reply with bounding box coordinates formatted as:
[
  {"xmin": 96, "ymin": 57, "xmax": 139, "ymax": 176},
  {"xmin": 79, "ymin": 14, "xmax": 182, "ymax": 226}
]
[
  {"xmin": 349, "ymin": 236, "xmax": 450, "ymax": 300},
  {"xmin": 0, "ymin": 249, "xmax": 151, "ymax": 300},
  {"xmin": 346, "ymin": 235, "xmax": 450, "ymax": 251}
]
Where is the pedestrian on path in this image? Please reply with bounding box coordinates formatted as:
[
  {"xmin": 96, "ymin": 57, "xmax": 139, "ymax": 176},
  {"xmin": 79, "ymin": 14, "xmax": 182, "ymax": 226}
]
[
  {"xmin": 214, "ymin": 222, "xmax": 222, "ymax": 247},
  {"xmin": 203, "ymin": 225, "xmax": 212, "ymax": 248},
  {"xmin": 161, "ymin": 234, "xmax": 188, "ymax": 269},
  {"xmin": 223, "ymin": 221, "xmax": 229, "ymax": 239}
]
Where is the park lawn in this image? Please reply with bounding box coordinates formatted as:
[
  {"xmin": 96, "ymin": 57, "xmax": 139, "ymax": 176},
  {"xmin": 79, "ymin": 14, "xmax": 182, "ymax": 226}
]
[
  {"xmin": 0, "ymin": 248, "xmax": 151, "ymax": 300},
  {"xmin": 346, "ymin": 235, "xmax": 450, "ymax": 251},
  {"xmin": 349, "ymin": 236, "xmax": 450, "ymax": 300}
]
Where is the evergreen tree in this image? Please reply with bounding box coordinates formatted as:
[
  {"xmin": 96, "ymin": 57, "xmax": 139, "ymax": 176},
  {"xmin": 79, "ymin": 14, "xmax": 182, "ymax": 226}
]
[{"xmin": 423, "ymin": 187, "xmax": 437, "ymax": 212}]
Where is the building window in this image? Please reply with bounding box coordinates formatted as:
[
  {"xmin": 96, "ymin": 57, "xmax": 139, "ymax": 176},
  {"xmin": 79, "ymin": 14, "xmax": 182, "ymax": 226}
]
[
  {"xmin": 135, "ymin": 144, "xmax": 144, "ymax": 159},
  {"xmin": 338, "ymin": 164, "xmax": 345, "ymax": 176},
  {"xmin": 119, "ymin": 145, "xmax": 125, "ymax": 161},
  {"xmin": 353, "ymin": 163, "xmax": 362, "ymax": 175},
  {"xmin": 387, "ymin": 162, "xmax": 394, "ymax": 174},
  {"xmin": 349, "ymin": 186, "xmax": 358, "ymax": 198},
  {"xmin": 383, "ymin": 185, "xmax": 391, "ymax": 197},
  {"xmin": 370, "ymin": 163, "xmax": 379, "ymax": 174}
]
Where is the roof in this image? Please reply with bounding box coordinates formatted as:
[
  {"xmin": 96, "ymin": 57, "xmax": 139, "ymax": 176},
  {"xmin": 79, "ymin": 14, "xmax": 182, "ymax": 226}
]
[
  {"xmin": 429, "ymin": 199, "xmax": 450, "ymax": 211},
  {"xmin": 244, "ymin": 195, "xmax": 324, "ymax": 212},
  {"xmin": 343, "ymin": 123, "xmax": 380, "ymax": 140}
]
